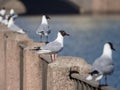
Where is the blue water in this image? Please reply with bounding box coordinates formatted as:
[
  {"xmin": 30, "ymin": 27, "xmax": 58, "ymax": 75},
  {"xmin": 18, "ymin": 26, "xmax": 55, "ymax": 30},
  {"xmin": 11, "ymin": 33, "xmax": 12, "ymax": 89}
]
[{"xmin": 16, "ymin": 15, "xmax": 120, "ymax": 89}]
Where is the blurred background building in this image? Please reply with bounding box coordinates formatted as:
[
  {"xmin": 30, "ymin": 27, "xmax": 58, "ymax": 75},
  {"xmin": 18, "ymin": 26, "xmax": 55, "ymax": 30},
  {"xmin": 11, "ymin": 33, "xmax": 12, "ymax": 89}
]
[{"xmin": 0, "ymin": 0, "xmax": 120, "ymax": 15}]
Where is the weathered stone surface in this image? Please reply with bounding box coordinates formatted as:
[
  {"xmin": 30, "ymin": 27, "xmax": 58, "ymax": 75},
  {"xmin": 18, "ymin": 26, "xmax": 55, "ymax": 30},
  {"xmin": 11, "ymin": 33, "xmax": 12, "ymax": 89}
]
[
  {"xmin": 0, "ymin": 25, "xmax": 10, "ymax": 33},
  {"xmin": 5, "ymin": 32, "xmax": 31, "ymax": 41},
  {"xmin": 47, "ymin": 56, "xmax": 92, "ymax": 90},
  {"xmin": 0, "ymin": 27, "xmax": 15, "ymax": 90},
  {"xmin": 23, "ymin": 49, "xmax": 42, "ymax": 90},
  {"xmin": 0, "ymin": 25, "xmax": 116, "ymax": 90},
  {"xmin": 100, "ymin": 86, "xmax": 116, "ymax": 90},
  {"xmin": 5, "ymin": 32, "xmax": 32, "ymax": 90},
  {"xmin": 23, "ymin": 42, "xmax": 45, "ymax": 90},
  {"xmin": 39, "ymin": 54, "xmax": 52, "ymax": 63},
  {"xmin": 0, "ymin": 30, "xmax": 6, "ymax": 90},
  {"xmin": 6, "ymin": 37, "xmax": 21, "ymax": 90},
  {"xmin": 71, "ymin": 73, "xmax": 99, "ymax": 88}
]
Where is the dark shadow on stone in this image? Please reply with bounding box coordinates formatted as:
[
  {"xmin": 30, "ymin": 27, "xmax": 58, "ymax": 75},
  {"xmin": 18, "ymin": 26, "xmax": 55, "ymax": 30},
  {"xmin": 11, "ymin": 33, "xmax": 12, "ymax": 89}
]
[{"xmin": 20, "ymin": 0, "xmax": 80, "ymax": 15}]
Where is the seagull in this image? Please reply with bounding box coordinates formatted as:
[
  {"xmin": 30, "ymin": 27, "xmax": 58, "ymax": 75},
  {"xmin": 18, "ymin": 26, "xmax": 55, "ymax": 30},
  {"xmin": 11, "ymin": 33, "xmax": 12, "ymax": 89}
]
[
  {"xmin": 0, "ymin": 7, "xmax": 6, "ymax": 23},
  {"xmin": 7, "ymin": 15, "xmax": 25, "ymax": 34},
  {"xmin": 31, "ymin": 30, "xmax": 69, "ymax": 61},
  {"xmin": 2, "ymin": 14, "xmax": 9, "ymax": 26},
  {"xmin": 36, "ymin": 15, "xmax": 51, "ymax": 43},
  {"xmin": 2, "ymin": 9, "xmax": 18, "ymax": 26},
  {"xmin": 86, "ymin": 42, "xmax": 115, "ymax": 85},
  {"xmin": 9, "ymin": 9, "xmax": 18, "ymax": 18}
]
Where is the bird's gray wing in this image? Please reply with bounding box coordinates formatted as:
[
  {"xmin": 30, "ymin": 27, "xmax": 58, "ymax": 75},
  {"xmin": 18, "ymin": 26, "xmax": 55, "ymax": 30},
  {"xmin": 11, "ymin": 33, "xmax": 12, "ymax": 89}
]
[
  {"xmin": 40, "ymin": 41, "xmax": 63, "ymax": 53},
  {"xmin": 93, "ymin": 56, "xmax": 113, "ymax": 67},
  {"xmin": 102, "ymin": 65, "xmax": 114, "ymax": 75},
  {"xmin": 36, "ymin": 24, "xmax": 50, "ymax": 33},
  {"xmin": 93, "ymin": 56, "xmax": 114, "ymax": 73},
  {"xmin": 9, "ymin": 23, "xmax": 22, "ymax": 31}
]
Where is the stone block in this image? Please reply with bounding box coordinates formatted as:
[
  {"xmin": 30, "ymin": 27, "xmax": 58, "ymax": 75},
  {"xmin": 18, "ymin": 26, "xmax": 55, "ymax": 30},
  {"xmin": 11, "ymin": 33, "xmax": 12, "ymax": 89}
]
[
  {"xmin": 23, "ymin": 49, "xmax": 42, "ymax": 90},
  {"xmin": 0, "ymin": 27, "xmax": 12, "ymax": 90},
  {"xmin": 0, "ymin": 31, "xmax": 6, "ymax": 90},
  {"xmin": 100, "ymin": 86, "xmax": 116, "ymax": 90},
  {"xmin": 23, "ymin": 42, "xmax": 46, "ymax": 90},
  {"xmin": 5, "ymin": 32, "xmax": 32, "ymax": 90},
  {"xmin": 47, "ymin": 56, "xmax": 92, "ymax": 90}
]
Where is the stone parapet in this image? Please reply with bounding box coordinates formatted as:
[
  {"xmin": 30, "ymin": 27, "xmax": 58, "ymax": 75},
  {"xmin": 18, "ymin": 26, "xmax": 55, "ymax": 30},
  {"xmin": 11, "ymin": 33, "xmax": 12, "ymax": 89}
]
[
  {"xmin": 47, "ymin": 56, "xmax": 92, "ymax": 90},
  {"xmin": 0, "ymin": 25, "xmax": 116, "ymax": 90},
  {"xmin": 5, "ymin": 32, "xmax": 32, "ymax": 90}
]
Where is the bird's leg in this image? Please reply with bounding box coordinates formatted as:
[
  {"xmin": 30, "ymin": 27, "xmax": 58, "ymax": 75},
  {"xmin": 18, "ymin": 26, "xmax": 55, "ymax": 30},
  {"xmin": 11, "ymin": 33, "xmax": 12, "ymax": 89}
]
[
  {"xmin": 51, "ymin": 54, "xmax": 55, "ymax": 62},
  {"xmin": 99, "ymin": 80, "xmax": 101, "ymax": 85},
  {"xmin": 105, "ymin": 76, "xmax": 108, "ymax": 86},
  {"xmin": 45, "ymin": 36, "xmax": 49, "ymax": 44},
  {"xmin": 53, "ymin": 54, "xmax": 56, "ymax": 61},
  {"xmin": 50, "ymin": 54, "xmax": 53, "ymax": 61},
  {"xmin": 40, "ymin": 35, "xmax": 42, "ymax": 42},
  {"xmin": 54, "ymin": 54, "xmax": 57, "ymax": 61},
  {"xmin": 51, "ymin": 54, "xmax": 57, "ymax": 62}
]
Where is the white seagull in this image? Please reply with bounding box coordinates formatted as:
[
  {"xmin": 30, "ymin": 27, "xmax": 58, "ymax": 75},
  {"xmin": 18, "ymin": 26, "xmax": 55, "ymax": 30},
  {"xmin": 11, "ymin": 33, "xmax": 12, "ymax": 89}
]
[
  {"xmin": 36, "ymin": 15, "xmax": 51, "ymax": 43},
  {"xmin": 0, "ymin": 7, "xmax": 6, "ymax": 23},
  {"xmin": 2, "ymin": 9, "xmax": 18, "ymax": 26},
  {"xmin": 31, "ymin": 30, "xmax": 69, "ymax": 61},
  {"xmin": 9, "ymin": 9, "xmax": 18, "ymax": 18},
  {"xmin": 86, "ymin": 42, "xmax": 115, "ymax": 85},
  {"xmin": 7, "ymin": 15, "xmax": 25, "ymax": 34}
]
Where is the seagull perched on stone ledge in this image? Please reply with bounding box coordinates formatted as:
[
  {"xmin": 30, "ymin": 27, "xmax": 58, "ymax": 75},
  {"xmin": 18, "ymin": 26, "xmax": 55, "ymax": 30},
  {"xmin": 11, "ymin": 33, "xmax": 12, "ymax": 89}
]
[
  {"xmin": 36, "ymin": 15, "xmax": 51, "ymax": 43},
  {"xmin": 86, "ymin": 42, "xmax": 115, "ymax": 85},
  {"xmin": 2, "ymin": 9, "xmax": 18, "ymax": 26},
  {"xmin": 0, "ymin": 7, "xmax": 6, "ymax": 24},
  {"xmin": 31, "ymin": 30, "xmax": 69, "ymax": 61},
  {"xmin": 7, "ymin": 15, "xmax": 25, "ymax": 34},
  {"xmin": 9, "ymin": 9, "xmax": 18, "ymax": 18}
]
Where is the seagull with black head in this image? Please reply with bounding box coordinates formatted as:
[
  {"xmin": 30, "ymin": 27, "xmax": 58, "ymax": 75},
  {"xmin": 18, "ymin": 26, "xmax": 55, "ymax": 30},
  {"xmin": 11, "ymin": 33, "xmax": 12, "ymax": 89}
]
[
  {"xmin": 0, "ymin": 7, "xmax": 6, "ymax": 23},
  {"xmin": 86, "ymin": 42, "xmax": 115, "ymax": 85},
  {"xmin": 36, "ymin": 15, "xmax": 51, "ymax": 43},
  {"xmin": 7, "ymin": 15, "xmax": 25, "ymax": 34},
  {"xmin": 31, "ymin": 30, "xmax": 69, "ymax": 61},
  {"xmin": 2, "ymin": 9, "xmax": 17, "ymax": 26},
  {"xmin": 9, "ymin": 9, "xmax": 18, "ymax": 18}
]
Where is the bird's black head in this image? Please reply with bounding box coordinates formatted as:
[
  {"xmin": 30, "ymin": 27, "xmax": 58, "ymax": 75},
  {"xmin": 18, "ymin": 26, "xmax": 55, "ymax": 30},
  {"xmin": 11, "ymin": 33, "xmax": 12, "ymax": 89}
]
[
  {"xmin": 45, "ymin": 15, "xmax": 50, "ymax": 19},
  {"xmin": 7, "ymin": 15, "xmax": 12, "ymax": 21},
  {"xmin": 7, "ymin": 15, "xmax": 17, "ymax": 21},
  {"xmin": 89, "ymin": 70, "xmax": 99, "ymax": 76},
  {"xmin": 107, "ymin": 42, "xmax": 115, "ymax": 51},
  {"xmin": 1, "ymin": 7, "xmax": 5, "ymax": 10},
  {"xmin": 59, "ymin": 30, "xmax": 70, "ymax": 37}
]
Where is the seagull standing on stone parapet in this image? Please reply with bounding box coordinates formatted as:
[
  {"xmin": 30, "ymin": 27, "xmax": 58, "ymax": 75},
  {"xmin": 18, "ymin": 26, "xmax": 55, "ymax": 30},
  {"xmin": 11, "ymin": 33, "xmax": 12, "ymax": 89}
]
[
  {"xmin": 86, "ymin": 42, "xmax": 115, "ymax": 85},
  {"xmin": 36, "ymin": 15, "xmax": 51, "ymax": 43},
  {"xmin": 31, "ymin": 30, "xmax": 69, "ymax": 61},
  {"xmin": 0, "ymin": 7, "xmax": 6, "ymax": 24},
  {"xmin": 2, "ymin": 9, "xmax": 18, "ymax": 26},
  {"xmin": 7, "ymin": 15, "xmax": 25, "ymax": 34},
  {"xmin": 9, "ymin": 9, "xmax": 18, "ymax": 18}
]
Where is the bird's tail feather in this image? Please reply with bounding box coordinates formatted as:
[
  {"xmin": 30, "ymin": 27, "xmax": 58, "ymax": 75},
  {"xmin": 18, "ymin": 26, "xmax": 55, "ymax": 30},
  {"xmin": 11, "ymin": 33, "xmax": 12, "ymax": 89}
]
[{"xmin": 29, "ymin": 47, "xmax": 41, "ymax": 51}]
